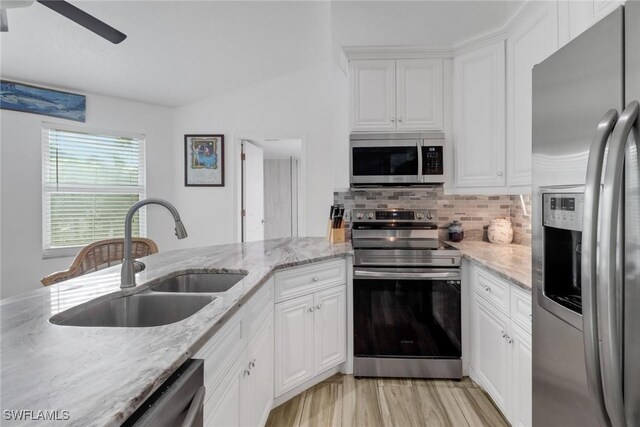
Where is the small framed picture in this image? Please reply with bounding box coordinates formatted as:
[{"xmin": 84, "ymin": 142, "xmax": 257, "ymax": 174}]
[{"xmin": 184, "ymin": 134, "xmax": 225, "ymax": 186}]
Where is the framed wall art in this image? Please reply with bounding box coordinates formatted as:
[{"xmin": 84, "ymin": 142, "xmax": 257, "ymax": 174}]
[
  {"xmin": 184, "ymin": 134, "xmax": 225, "ymax": 186},
  {"xmin": 0, "ymin": 80, "xmax": 86, "ymax": 122}
]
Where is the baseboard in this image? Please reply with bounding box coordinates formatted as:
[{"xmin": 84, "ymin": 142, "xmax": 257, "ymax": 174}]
[{"xmin": 272, "ymin": 364, "xmax": 344, "ymax": 408}]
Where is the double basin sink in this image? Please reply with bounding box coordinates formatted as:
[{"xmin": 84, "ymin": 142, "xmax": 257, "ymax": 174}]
[{"xmin": 50, "ymin": 272, "xmax": 247, "ymax": 328}]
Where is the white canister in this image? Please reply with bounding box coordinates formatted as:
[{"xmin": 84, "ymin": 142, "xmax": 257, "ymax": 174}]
[{"xmin": 488, "ymin": 217, "xmax": 513, "ymax": 245}]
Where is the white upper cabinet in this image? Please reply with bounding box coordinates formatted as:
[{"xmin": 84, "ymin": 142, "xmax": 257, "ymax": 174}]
[
  {"xmin": 350, "ymin": 60, "xmax": 397, "ymax": 132},
  {"xmin": 453, "ymin": 41, "xmax": 506, "ymax": 188},
  {"xmin": 558, "ymin": 0, "xmax": 624, "ymax": 46},
  {"xmin": 506, "ymin": 2, "xmax": 559, "ymax": 188},
  {"xmin": 350, "ymin": 58, "xmax": 444, "ymax": 132},
  {"xmin": 396, "ymin": 59, "xmax": 444, "ymax": 130}
]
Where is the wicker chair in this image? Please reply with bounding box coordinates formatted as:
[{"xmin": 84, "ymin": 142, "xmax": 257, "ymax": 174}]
[{"xmin": 41, "ymin": 238, "xmax": 158, "ymax": 286}]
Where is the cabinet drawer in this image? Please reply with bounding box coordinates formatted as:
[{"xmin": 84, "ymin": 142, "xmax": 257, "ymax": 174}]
[
  {"xmin": 275, "ymin": 259, "xmax": 346, "ymax": 303},
  {"xmin": 246, "ymin": 278, "xmax": 274, "ymax": 339},
  {"xmin": 511, "ymin": 286, "xmax": 532, "ymax": 333},
  {"xmin": 195, "ymin": 309, "xmax": 244, "ymax": 396},
  {"xmin": 474, "ymin": 267, "xmax": 510, "ymax": 314}
]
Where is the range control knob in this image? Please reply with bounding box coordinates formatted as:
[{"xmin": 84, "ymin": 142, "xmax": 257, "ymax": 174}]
[
  {"xmin": 366, "ymin": 212, "xmax": 375, "ymax": 220},
  {"xmin": 415, "ymin": 212, "xmax": 424, "ymax": 220},
  {"xmin": 355, "ymin": 212, "xmax": 364, "ymax": 220},
  {"xmin": 427, "ymin": 211, "xmax": 434, "ymax": 220}
]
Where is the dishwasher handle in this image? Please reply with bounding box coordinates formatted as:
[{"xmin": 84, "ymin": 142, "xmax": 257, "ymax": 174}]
[{"xmin": 181, "ymin": 386, "xmax": 206, "ymax": 427}]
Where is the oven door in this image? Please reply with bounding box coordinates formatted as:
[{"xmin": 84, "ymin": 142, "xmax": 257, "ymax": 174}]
[
  {"xmin": 350, "ymin": 139, "xmax": 421, "ymax": 185},
  {"xmin": 353, "ymin": 267, "xmax": 462, "ymax": 360}
]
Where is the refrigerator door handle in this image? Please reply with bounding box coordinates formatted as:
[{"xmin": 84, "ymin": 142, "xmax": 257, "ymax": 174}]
[
  {"xmin": 583, "ymin": 109, "xmax": 619, "ymax": 427},
  {"xmin": 599, "ymin": 101, "xmax": 639, "ymax": 427}
]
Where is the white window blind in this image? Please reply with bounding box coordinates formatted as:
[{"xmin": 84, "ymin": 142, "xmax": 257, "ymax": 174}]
[{"xmin": 42, "ymin": 124, "xmax": 146, "ymax": 257}]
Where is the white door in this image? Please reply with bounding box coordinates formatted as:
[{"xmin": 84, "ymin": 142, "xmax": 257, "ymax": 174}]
[
  {"xmin": 507, "ymin": 2, "xmax": 558, "ymax": 188},
  {"xmin": 246, "ymin": 318, "xmax": 274, "ymax": 427},
  {"xmin": 453, "ymin": 41, "xmax": 506, "ymax": 188},
  {"xmin": 350, "ymin": 59, "xmax": 396, "ymax": 132},
  {"xmin": 510, "ymin": 324, "xmax": 533, "ymax": 427},
  {"xmin": 204, "ymin": 356, "xmax": 244, "ymax": 427},
  {"xmin": 274, "ymin": 294, "xmax": 315, "ymax": 396},
  {"xmin": 313, "ymin": 286, "xmax": 346, "ymax": 374},
  {"xmin": 242, "ymin": 141, "xmax": 264, "ymax": 242},
  {"xmin": 472, "ymin": 297, "xmax": 511, "ymax": 414},
  {"xmin": 396, "ymin": 59, "xmax": 444, "ymax": 131}
]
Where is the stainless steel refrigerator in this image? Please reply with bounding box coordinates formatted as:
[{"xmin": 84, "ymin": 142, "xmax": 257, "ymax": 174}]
[{"xmin": 532, "ymin": 2, "xmax": 639, "ymax": 427}]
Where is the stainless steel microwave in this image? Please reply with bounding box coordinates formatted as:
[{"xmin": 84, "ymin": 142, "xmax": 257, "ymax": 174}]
[{"xmin": 349, "ymin": 133, "xmax": 445, "ymax": 186}]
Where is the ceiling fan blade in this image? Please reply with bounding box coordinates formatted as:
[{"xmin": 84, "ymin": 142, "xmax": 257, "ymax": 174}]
[
  {"xmin": 36, "ymin": 0, "xmax": 126, "ymax": 44},
  {"xmin": 1, "ymin": 9, "xmax": 8, "ymax": 32}
]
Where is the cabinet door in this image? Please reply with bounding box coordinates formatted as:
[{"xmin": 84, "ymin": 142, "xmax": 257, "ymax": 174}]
[
  {"xmin": 313, "ymin": 286, "xmax": 346, "ymax": 374},
  {"xmin": 472, "ymin": 296, "xmax": 511, "ymax": 414},
  {"xmin": 350, "ymin": 60, "xmax": 396, "ymax": 132},
  {"xmin": 396, "ymin": 59, "xmax": 443, "ymax": 131},
  {"xmin": 510, "ymin": 324, "xmax": 532, "ymax": 427},
  {"xmin": 204, "ymin": 356, "xmax": 245, "ymax": 427},
  {"xmin": 507, "ymin": 2, "xmax": 558, "ymax": 188},
  {"xmin": 453, "ymin": 41, "xmax": 506, "ymax": 188},
  {"xmin": 246, "ymin": 317, "xmax": 274, "ymax": 427},
  {"xmin": 274, "ymin": 294, "xmax": 315, "ymax": 396}
]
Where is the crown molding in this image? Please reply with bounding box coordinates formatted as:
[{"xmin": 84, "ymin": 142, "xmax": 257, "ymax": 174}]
[
  {"xmin": 342, "ymin": 45, "xmax": 453, "ymax": 60},
  {"xmin": 341, "ymin": 1, "xmax": 540, "ymax": 61}
]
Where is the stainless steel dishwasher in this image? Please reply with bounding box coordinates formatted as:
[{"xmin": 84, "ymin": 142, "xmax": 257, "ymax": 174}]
[{"xmin": 123, "ymin": 359, "xmax": 205, "ymax": 427}]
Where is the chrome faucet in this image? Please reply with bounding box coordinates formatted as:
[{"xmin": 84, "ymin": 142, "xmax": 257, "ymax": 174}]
[{"xmin": 121, "ymin": 198, "xmax": 188, "ymax": 288}]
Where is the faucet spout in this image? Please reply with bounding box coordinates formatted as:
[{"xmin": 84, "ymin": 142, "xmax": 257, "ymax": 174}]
[{"xmin": 121, "ymin": 198, "xmax": 188, "ymax": 289}]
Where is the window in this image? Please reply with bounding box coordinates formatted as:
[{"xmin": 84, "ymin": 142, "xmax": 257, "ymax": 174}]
[{"xmin": 42, "ymin": 124, "xmax": 146, "ymax": 257}]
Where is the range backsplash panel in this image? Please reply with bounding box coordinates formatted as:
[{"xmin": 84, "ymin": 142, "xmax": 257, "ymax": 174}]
[{"xmin": 334, "ymin": 187, "xmax": 531, "ymax": 246}]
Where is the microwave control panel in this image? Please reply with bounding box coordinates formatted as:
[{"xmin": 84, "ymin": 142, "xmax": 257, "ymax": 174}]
[
  {"xmin": 543, "ymin": 193, "xmax": 583, "ymax": 231},
  {"xmin": 422, "ymin": 146, "xmax": 443, "ymax": 175}
]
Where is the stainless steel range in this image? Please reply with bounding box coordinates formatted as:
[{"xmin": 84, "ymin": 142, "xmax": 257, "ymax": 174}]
[{"xmin": 351, "ymin": 208, "xmax": 462, "ymax": 379}]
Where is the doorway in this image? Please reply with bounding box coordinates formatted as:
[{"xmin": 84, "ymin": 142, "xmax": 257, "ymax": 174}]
[{"xmin": 240, "ymin": 138, "xmax": 303, "ymax": 242}]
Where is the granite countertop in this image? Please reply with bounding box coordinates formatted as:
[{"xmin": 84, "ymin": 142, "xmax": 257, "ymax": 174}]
[
  {"xmin": 445, "ymin": 240, "xmax": 531, "ymax": 291},
  {"xmin": 0, "ymin": 237, "xmax": 351, "ymax": 427}
]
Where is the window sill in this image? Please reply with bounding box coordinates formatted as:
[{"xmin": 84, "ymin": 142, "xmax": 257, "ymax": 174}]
[{"xmin": 43, "ymin": 246, "xmax": 81, "ymax": 260}]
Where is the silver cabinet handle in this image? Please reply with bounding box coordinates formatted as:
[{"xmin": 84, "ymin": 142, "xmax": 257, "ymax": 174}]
[
  {"xmin": 506, "ymin": 336, "xmax": 512, "ymax": 344},
  {"xmin": 312, "ymin": 276, "xmax": 319, "ymax": 282},
  {"xmin": 398, "ymin": 117, "xmax": 403, "ymax": 122},
  {"xmin": 582, "ymin": 109, "xmax": 618, "ymax": 427},
  {"xmin": 497, "ymin": 171, "xmax": 503, "ymax": 176},
  {"xmin": 308, "ymin": 307, "xmax": 315, "ymax": 312},
  {"xmin": 181, "ymin": 386, "xmax": 206, "ymax": 427},
  {"xmin": 250, "ymin": 359, "xmax": 256, "ymax": 368},
  {"xmin": 598, "ymin": 101, "xmax": 639, "ymax": 427},
  {"xmin": 483, "ymin": 285, "xmax": 491, "ymax": 292},
  {"xmin": 391, "ymin": 117, "xmax": 395, "ymax": 123},
  {"xmin": 316, "ymin": 304, "xmax": 322, "ymax": 310},
  {"xmin": 244, "ymin": 369, "xmax": 251, "ymax": 376},
  {"xmin": 501, "ymin": 330, "xmax": 506, "ymax": 338}
]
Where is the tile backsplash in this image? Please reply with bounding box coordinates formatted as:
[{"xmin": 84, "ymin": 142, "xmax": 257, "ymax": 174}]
[{"xmin": 334, "ymin": 187, "xmax": 531, "ymax": 246}]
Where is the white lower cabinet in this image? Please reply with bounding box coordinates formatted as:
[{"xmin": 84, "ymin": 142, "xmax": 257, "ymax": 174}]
[
  {"xmin": 510, "ymin": 323, "xmax": 533, "ymax": 427},
  {"xmin": 275, "ymin": 285, "xmax": 347, "ymax": 397},
  {"xmin": 472, "ymin": 296, "xmax": 511, "ymax": 413},
  {"xmin": 197, "ymin": 278, "xmax": 275, "ymax": 427},
  {"xmin": 470, "ymin": 265, "xmax": 532, "ymax": 427},
  {"xmin": 274, "ymin": 294, "xmax": 315, "ymax": 395}
]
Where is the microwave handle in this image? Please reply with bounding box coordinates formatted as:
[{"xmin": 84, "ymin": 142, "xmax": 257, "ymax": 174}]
[{"xmin": 417, "ymin": 139, "xmax": 423, "ymax": 182}]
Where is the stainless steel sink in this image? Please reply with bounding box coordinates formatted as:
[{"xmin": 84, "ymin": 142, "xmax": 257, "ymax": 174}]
[
  {"xmin": 50, "ymin": 293, "xmax": 216, "ymax": 327},
  {"xmin": 151, "ymin": 272, "xmax": 246, "ymax": 293}
]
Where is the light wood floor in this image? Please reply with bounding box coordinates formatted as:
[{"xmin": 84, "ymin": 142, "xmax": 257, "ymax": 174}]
[{"xmin": 265, "ymin": 375, "xmax": 509, "ymax": 427}]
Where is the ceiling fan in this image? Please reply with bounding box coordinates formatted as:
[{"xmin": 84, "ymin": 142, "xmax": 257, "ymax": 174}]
[{"xmin": 0, "ymin": 0, "xmax": 127, "ymax": 44}]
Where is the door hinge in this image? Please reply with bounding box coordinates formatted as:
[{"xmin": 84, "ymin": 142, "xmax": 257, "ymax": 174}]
[
  {"xmin": 241, "ymin": 153, "xmax": 246, "ymax": 161},
  {"xmin": 241, "ymin": 209, "xmax": 246, "ymax": 217}
]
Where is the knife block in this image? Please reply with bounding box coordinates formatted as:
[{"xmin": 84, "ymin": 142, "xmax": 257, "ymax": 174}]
[{"xmin": 328, "ymin": 221, "xmax": 346, "ymax": 244}]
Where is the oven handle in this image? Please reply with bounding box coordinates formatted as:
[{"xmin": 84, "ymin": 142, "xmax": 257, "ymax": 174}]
[{"xmin": 353, "ymin": 268, "xmax": 460, "ymax": 280}]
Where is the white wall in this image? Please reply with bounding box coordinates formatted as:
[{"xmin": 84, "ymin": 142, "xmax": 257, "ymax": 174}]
[
  {"xmin": 0, "ymin": 89, "xmax": 175, "ymax": 299},
  {"xmin": 171, "ymin": 61, "xmax": 334, "ymax": 249}
]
